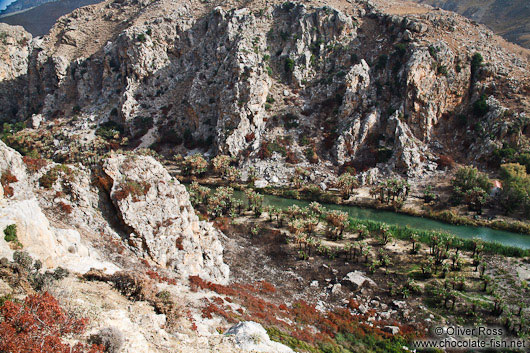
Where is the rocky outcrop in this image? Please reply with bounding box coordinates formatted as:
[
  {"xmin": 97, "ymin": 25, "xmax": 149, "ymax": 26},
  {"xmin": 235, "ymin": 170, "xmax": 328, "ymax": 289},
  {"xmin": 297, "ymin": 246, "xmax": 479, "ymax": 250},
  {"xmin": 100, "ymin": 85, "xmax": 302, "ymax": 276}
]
[
  {"xmin": 0, "ymin": 23, "xmax": 31, "ymax": 120},
  {"xmin": 0, "ymin": 141, "xmax": 118, "ymax": 272},
  {"xmin": 0, "ymin": 0, "xmax": 529, "ymax": 181},
  {"xmin": 103, "ymin": 154, "xmax": 229, "ymax": 284},
  {"xmin": 225, "ymin": 321, "xmax": 294, "ymax": 353}
]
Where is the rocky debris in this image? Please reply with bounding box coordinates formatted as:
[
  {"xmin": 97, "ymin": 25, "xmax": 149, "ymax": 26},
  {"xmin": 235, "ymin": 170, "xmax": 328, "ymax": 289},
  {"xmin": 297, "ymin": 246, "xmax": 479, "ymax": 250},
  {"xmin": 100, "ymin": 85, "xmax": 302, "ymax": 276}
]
[
  {"xmin": 391, "ymin": 300, "xmax": 407, "ymax": 310},
  {"xmin": 342, "ymin": 271, "xmax": 377, "ymax": 290},
  {"xmin": 225, "ymin": 321, "xmax": 294, "ymax": 353},
  {"xmin": 103, "ymin": 154, "xmax": 229, "ymax": 284}
]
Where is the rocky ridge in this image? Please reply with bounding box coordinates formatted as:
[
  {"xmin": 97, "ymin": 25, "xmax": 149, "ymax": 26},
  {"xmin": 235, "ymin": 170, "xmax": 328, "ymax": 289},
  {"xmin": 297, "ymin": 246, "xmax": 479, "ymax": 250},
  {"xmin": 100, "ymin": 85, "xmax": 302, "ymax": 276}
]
[{"xmin": 0, "ymin": 0, "xmax": 527, "ymax": 185}]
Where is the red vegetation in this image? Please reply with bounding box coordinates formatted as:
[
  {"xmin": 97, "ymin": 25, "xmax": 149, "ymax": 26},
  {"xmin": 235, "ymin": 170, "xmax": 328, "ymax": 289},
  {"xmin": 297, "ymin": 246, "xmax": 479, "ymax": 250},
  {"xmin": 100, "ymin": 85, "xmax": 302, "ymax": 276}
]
[
  {"xmin": 437, "ymin": 154, "xmax": 455, "ymax": 169},
  {"xmin": 57, "ymin": 201, "xmax": 73, "ymax": 214},
  {"xmin": 146, "ymin": 270, "xmax": 177, "ymax": 285},
  {"xmin": 94, "ymin": 175, "xmax": 113, "ymax": 192},
  {"xmin": 286, "ymin": 150, "xmax": 299, "ymax": 164},
  {"xmin": 0, "ymin": 292, "xmax": 104, "ymax": 353},
  {"xmin": 175, "ymin": 236, "xmax": 184, "ymax": 251},
  {"xmin": 1, "ymin": 171, "xmax": 17, "ymax": 198},
  {"xmin": 23, "ymin": 156, "xmax": 48, "ymax": 172},
  {"xmin": 114, "ymin": 180, "xmax": 151, "ymax": 202},
  {"xmin": 258, "ymin": 141, "xmax": 271, "ymax": 160},
  {"xmin": 213, "ymin": 217, "xmax": 230, "ymax": 233},
  {"xmin": 188, "ymin": 276, "xmax": 420, "ymax": 348},
  {"xmin": 245, "ymin": 132, "xmax": 255, "ymax": 143}
]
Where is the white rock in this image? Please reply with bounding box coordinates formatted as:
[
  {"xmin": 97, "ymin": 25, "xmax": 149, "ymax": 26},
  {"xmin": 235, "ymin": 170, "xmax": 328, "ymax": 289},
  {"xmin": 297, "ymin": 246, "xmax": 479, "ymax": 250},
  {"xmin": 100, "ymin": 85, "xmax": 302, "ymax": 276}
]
[
  {"xmin": 225, "ymin": 322, "xmax": 293, "ymax": 353},
  {"xmin": 254, "ymin": 179, "xmax": 269, "ymax": 188},
  {"xmin": 342, "ymin": 271, "xmax": 377, "ymax": 290}
]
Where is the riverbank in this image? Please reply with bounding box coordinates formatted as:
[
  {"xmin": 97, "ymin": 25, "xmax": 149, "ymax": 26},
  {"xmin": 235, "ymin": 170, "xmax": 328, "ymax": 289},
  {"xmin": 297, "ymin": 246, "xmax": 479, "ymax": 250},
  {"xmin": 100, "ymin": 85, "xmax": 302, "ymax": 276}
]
[{"xmin": 175, "ymin": 175, "xmax": 530, "ymax": 237}]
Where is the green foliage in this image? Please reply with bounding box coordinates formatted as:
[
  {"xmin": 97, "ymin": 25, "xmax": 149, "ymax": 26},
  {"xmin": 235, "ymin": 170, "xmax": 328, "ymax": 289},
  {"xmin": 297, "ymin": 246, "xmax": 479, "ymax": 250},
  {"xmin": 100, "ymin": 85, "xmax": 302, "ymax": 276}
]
[
  {"xmin": 422, "ymin": 186, "xmax": 436, "ymax": 204},
  {"xmin": 285, "ymin": 57, "xmax": 295, "ymax": 73},
  {"xmin": 95, "ymin": 121, "xmax": 124, "ymax": 140},
  {"xmin": 13, "ymin": 250, "xmax": 33, "ymax": 271},
  {"xmin": 393, "ymin": 43, "xmax": 407, "ymax": 58},
  {"xmin": 137, "ymin": 33, "xmax": 146, "ymax": 42},
  {"xmin": 3, "ymin": 224, "xmax": 17, "ymax": 243},
  {"xmin": 436, "ymin": 64, "xmax": 448, "ymax": 76},
  {"xmin": 38, "ymin": 164, "xmax": 75, "ymax": 189},
  {"xmin": 471, "ymin": 52, "xmax": 483, "ymax": 75},
  {"xmin": 451, "ymin": 166, "xmax": 491, "ymax": 205},
  {"xmin": 498, "ymin": 163, "xmax": 530, "ymax": 215},
  {"xmin": 337, "ymin": 173, "xmax": 358, "ymax": 199},
  {"xmin": 348, "ymin": 219, "xmax": 528, "ymax": 257},
  {"xmin": 133, "ymin": 116, "xmax": 154, "ymax": 137},
  {"xmin": 473, "ymin": 95, "xmax": 489, "ymax": 117},
  {"xmin": 370, "ymin": 178, "xmax": 410, "ymax": 207},
  {"xmin": 0, "ymin": 122, "xmax": 25, "ymax": 142},
  {"xmin": 281, "ymin": 1, "xmax": 296, "ymax": 11},
  {"xmin": 375, "ymin": 54, "xmax": 388, "ymax": 70},
  {"xmin": 182, "ymin": 154, "xmax": 208, "ymax": 176}
]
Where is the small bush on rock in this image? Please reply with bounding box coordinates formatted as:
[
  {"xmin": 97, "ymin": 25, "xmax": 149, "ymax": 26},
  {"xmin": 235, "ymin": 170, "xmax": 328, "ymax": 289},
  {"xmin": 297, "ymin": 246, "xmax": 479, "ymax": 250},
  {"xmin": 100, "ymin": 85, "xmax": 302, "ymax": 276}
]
[{"xmin": 3, "ymin": 224, "xmax": 17, "ymax": 243}]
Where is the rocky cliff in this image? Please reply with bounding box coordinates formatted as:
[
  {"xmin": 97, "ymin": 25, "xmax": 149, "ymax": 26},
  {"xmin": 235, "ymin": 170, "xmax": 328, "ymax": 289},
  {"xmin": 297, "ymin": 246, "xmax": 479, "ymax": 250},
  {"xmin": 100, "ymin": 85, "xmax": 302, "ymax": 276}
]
[
  {"xmin": 0, "ymin": 138, "xmax": 248, "ymax": 351},
  {"xmin": 0, "ymin": 0, "xmax": 528, "ymax": 185}
]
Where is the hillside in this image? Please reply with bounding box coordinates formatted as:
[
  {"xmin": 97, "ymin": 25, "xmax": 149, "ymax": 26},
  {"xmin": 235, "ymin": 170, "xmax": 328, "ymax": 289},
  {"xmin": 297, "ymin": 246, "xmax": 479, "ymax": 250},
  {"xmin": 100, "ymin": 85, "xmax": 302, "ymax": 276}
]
[
  {"xmin": 0, "ymin": 0, "xmax": 529, "ymax": 351},
  {"xmin": 410, "ymin": 0, "xmax": 530, "ymax": 49}
]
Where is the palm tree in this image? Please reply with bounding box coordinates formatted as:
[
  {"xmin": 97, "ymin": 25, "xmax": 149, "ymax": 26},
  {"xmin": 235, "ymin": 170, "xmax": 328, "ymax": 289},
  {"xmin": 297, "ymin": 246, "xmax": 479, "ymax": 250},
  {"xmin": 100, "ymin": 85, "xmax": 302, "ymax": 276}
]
[
  {"xmin": 363, "ymin": 245, "xmax": 372, "ymax": 263},
  {"xmin": 410, "ymin": 234, "xmax": 419, "ymax": 253},
  {"xmin": 481, "ymin": 274, "xmax": 491, "ymax": 292},
  {"xmin": 451, "ymin": 253, "xmax": 460, "ymax": 271}
]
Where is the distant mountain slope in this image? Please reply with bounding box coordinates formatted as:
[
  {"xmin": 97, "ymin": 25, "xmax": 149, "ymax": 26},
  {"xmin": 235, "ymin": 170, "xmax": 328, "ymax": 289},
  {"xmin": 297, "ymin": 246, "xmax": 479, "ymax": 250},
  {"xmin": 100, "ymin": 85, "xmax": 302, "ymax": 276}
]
[
  {"xmin": 0, "ymin": 0, "xmax": 101, "ymax": 36},
  {"xmin": 411, "ymin": 0, "xmax": 530, "ymax": 49}
]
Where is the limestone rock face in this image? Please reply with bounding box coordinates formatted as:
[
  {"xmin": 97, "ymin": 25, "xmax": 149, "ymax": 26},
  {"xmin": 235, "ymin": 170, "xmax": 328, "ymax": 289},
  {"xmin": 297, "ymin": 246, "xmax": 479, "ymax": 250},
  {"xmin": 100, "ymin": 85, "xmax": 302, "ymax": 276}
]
[
  {"xmin": 0, "ymin": 24, "xmax": 32, "ymax": 120},
  {"xmin": 1, "ymin": 0, "xmax": 529, "ymax": 180},
  {"xmin": 103, "ymin": 154, "xmax": 229, "ymax": 284},
  {"xmin": 0, "ymin": 140, "xmax": 118, "ymax": 273},
  {"xmin": 225, "ymin": 321, "xmax": 294, "ymax": 353},
  {"xmin": 0, "ymin": 140, "xmax": 32, "ymax": 200}
]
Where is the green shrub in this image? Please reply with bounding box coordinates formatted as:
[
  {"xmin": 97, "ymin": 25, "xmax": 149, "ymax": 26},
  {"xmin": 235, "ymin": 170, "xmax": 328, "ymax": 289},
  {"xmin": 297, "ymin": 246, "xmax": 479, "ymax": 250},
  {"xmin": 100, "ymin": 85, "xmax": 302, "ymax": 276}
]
[
  {"xmin": 471, "ymin": 52, "xmax": 483, "ymax": 75},
  {"xmin": 3, "ymin": 224, "xmax": 17, "ymax": 243},
  {"xmin": 473, "ymin": 95, "xmax": 489, "ymax": 117},
  {"xmin": 38, "ymin": 164, "xmax": 74, "ymax": 189},
  {"xmin": 95, "ymin": 121, "xmax": 124, "ymax": 140},
  {"xmin": 285, "ymin": 58, "xmax": 295, "ymax": 73}
]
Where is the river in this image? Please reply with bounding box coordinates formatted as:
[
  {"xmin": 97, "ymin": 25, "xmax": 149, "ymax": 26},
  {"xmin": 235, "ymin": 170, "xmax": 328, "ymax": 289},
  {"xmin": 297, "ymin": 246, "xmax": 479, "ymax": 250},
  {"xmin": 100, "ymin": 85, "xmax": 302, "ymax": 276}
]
[{"xmin": 232, "ymin": 190, "xmax": 530, "ymax": 250}]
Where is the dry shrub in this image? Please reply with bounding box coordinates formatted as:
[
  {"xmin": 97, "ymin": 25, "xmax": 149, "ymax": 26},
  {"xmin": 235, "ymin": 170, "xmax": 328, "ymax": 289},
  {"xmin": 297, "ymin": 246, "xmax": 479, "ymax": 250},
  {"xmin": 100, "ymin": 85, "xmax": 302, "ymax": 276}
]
[
  {"xmin": 0, "ymin": 292, "xmax": 104, "ymax": 353},
  {"xmin": 437, "ymin": 154, "xmax": 455, "ymax": 169},
  {"xmin": 1, "ymin": 171, "xmax": 17, "ymax": 198},
  {"xmin": 88, "ymin": 327, "xmax": 124, "ymax": 353},
  {"xmin": 113, "ymin": 180, "xmax": 151, "ymax": 202},
  {"xmin": 22, "ymin": 156, "xmax": 48, "ymax": 173},
  {"xmin": 57, "ymin": 201, "xmax": 73, "ymax": 214}
]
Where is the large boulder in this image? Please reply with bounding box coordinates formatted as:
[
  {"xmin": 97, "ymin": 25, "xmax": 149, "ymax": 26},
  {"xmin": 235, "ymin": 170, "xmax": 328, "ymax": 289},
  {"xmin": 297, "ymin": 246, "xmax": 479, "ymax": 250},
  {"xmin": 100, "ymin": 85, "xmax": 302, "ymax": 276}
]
[
  {"xmin": 342, "ymin": 271, "xmax": 377, "ymax": 290},
  {"xmin": 225, "ymin": 321, "xmax": 293, "ymax": 353},
  {"xmin": 103, "ymin": 154, "xmax": 229, "ymax": 284}
]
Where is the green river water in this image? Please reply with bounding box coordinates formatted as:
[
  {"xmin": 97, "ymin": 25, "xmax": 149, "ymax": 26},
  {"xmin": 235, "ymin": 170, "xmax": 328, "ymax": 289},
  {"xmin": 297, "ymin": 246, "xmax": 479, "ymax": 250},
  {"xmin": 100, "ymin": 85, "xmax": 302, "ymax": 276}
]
[{"xmin": 232, "ymin": 191, "xmax": 530, "ymax": 250}]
